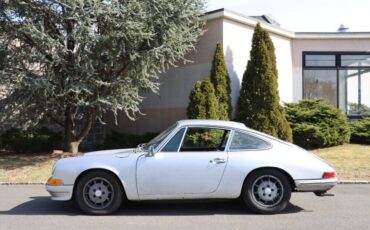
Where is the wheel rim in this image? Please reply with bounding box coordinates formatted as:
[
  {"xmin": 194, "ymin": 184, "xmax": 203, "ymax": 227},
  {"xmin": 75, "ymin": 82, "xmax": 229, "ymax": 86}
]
[
  {"xmin": 83, "ymin": 177, "xmax": 114, "ymax": 210},
  {"xmin": 251, "ymin": 175, "xmax": 284, "ymax": 208}
]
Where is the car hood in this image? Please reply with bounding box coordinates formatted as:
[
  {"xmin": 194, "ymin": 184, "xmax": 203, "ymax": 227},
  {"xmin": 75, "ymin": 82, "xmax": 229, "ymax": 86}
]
[{"xmin": 83, "ymin": 148, "xmax": 137, "ymax": 158}]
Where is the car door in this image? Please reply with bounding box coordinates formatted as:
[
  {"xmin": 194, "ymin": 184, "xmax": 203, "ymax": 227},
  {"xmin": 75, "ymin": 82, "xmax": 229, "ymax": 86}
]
[{"xmin": 136, "ymin": 126, "xmax": 230, "ymax": 197}]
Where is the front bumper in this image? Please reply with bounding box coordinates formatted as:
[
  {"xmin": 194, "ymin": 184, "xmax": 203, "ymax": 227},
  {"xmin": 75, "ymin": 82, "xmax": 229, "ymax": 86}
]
[
  {"xmin": 295, "ymin": 178, "xmax": 338, "ymax": 192},
  {"xmin": 45, "ymin": 185, "xmax": 74, "ymax": 201}
]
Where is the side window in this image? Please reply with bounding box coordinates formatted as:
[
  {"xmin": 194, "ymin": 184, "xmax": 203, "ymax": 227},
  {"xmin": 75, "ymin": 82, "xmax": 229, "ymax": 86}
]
[
  {"xmin": 180, "ymin": 127, "xmax": 230, "ymax": 152},
  {"xmin": 162, "ymin": 128, "xmax": 185, "ymax": 152},
  {"xmin": 229, "ymin": 131, "xmax": 271, "ymax": 150}
]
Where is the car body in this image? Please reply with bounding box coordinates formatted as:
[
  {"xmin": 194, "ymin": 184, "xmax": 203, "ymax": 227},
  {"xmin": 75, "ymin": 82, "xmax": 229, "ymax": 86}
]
[{"xmin": 46, "ymin": 120, "xmax": 337, "ymax": 214}]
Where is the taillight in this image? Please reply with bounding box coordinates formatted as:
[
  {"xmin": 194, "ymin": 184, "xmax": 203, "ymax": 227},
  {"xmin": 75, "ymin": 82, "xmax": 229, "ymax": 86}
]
[{"xmin": 322, "ymin": 172, "xmax": 336, "ymax": 179}]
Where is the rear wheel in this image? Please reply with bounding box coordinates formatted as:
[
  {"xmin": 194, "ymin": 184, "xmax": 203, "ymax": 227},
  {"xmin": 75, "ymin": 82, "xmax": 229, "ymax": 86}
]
[
  {"xmin": 242, "ymin": 169, "xmax": 291, "ymax": 214},
  {"xmin": 75, "ymin": 170, "xmax": 123, "ymax": 215}
]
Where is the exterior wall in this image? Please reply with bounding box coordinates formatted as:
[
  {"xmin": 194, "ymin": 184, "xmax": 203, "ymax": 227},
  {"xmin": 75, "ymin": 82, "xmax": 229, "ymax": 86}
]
[
  {"xmin": 222, "ymin": 19, "xmax": 253, "ymax": 108},
  {"xmin": 291, "ymin": 39, "xmax": 370, "ymax": 102},
  {"xmin": 105, "ymin": 18, "xmax": 224, "ymax": 134},
  {"xmin": 222, "ymin": 18, "xmax": 294, "ymax": 107}
]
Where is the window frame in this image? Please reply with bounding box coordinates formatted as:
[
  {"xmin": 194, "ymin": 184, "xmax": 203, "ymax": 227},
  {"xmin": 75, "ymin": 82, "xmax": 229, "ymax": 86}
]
[{"xmin": 302, "ymin": 51, "xmax": 370, "ymax": 118}]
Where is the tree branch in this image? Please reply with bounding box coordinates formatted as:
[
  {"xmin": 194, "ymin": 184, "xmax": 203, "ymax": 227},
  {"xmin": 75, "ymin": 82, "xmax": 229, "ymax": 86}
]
[{"xmin": 76, "ymin": 107, "xmax": 95, "ymax": 142}]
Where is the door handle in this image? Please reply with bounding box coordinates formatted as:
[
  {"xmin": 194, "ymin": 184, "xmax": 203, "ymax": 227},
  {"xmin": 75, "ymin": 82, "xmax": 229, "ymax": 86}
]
[{"xmin": 210, "ymin": 158, "xmax": 226, "ymax": 164}]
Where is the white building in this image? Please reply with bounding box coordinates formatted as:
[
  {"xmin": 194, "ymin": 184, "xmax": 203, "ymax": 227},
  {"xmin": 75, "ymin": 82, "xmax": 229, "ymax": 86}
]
[{"xmin": 106, "ymin": 8, "xmax": 370, "ymax": 135}]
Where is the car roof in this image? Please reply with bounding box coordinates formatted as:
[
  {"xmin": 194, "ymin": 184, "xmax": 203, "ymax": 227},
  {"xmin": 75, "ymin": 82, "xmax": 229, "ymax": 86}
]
[{"xmin": 176, "ymin": 119, "xmax": 247, "ymax": 130}]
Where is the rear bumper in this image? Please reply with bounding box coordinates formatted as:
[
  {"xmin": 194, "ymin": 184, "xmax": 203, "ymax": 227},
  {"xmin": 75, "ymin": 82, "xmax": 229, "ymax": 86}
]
[
  {"xmin": 295, "ymin": 178, "xmax": 338, "ymax": 192},
  {"xmin": 45, "ymin": 185, "xmax": 73, "ymax": 201}
]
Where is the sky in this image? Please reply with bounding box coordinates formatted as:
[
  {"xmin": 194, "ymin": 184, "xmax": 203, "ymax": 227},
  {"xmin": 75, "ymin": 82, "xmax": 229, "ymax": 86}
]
[{"xmin": 206, "ymin": 0, "xmax": 370, "ymax": 32}]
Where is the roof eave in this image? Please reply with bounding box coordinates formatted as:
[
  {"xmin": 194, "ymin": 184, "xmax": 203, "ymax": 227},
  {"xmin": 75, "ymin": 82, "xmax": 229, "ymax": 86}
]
[{"xmin": 204, "ymin": 9, "xmax": 370, "ymax": 40}]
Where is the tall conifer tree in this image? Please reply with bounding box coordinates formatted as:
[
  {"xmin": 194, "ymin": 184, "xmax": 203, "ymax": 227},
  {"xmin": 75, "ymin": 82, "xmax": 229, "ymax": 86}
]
[
  {"xmin": 236, "ymin": 23, "xmax": 292, "ymax": 142},
  {"xmin": 210, "ymin": 43, "xmax": 232, "ymax": 120}
]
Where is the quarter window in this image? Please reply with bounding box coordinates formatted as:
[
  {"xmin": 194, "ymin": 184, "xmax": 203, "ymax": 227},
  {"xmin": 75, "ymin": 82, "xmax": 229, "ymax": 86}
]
[
  {"xmin": 162, "ymin": 128, "xmax": 185, "ymax": 152},
  {"xmin": 229, "ymin": 132, "xmax": 271, "ymax": 150}
]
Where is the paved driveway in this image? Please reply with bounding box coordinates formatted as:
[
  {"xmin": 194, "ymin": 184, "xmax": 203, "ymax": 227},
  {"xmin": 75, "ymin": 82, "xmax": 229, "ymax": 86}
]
[{"xmin": 0, "ymin": 184, "xmax": 369, "ymax": 230}]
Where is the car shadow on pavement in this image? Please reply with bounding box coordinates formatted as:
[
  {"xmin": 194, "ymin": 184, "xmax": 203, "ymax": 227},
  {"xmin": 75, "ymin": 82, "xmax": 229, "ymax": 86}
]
[{"xmin": 0, "ymin": 196, "xmax": 306, "ymax": 216}]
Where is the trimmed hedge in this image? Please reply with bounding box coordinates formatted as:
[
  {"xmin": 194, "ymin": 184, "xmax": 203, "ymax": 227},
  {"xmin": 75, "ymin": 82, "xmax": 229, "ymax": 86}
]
[
  {"xmin": 284, "ymin": 99, "xmax": 350, "ymax": 149},
  {"xmin": 101, "ymin": 131, "xmax": 158, "ymax": 149},
  {"xmin": 1, "ymin": 127, "xmax": 62, "ymax": 153},
  {"xmin": 350, "ymin": 118, "xmax": 370, "ymax": 144}
]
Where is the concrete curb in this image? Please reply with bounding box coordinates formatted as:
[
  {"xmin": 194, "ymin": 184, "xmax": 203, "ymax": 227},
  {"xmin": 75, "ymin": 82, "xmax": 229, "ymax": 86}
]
[
  {"xmin": 0, "ymin": 182, "xmax": 45, "ymax": 185},
  {"xmin": 338, "ymin": 180, "xmax": 370, "ymax": 184},
  {"xmin": 1, "ymin": 181, "xmax": 370, "ymax": 185}
]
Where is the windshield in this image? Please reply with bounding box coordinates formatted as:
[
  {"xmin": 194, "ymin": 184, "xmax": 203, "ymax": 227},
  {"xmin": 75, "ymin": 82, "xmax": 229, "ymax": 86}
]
[{"xmin": 142, "ymin": 124, "xmax": 177, "ymax": 151}]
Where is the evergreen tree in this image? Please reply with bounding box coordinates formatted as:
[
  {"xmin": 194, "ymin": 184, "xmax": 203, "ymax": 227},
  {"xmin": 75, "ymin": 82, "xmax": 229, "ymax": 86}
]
[
  {"xmin": 210, "ymin": 43, "xmax": 232, "ymax": 120},
  {"xmin": 187, "ymin": 80, "xmax": 219, "ymax": 120},
  {"xmin": 236, "ymin": 23, "xmax": 292, "ymax": 142},
  {"xmin": 0, "ymin": 0, "xmax": 204, "ymax": 153}
]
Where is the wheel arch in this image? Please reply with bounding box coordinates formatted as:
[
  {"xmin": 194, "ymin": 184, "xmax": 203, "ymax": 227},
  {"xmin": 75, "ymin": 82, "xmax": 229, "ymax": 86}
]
[
  {"xmin": 72, "ymin": 168, "xmax": 127, "ymax": 200},
  {"xmin": 240, "ymin": 167, "xmax": 296, "ymax": 197}
]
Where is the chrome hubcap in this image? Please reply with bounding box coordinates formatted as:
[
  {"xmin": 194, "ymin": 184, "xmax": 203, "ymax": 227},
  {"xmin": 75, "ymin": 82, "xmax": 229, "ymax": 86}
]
[
  {"xmin": 252, "ymin": 175, "xmax": 284, "ymax": 207},
  {"xmin": 83, "ymin": 177, "xmax": 114, "ymax": 210}
]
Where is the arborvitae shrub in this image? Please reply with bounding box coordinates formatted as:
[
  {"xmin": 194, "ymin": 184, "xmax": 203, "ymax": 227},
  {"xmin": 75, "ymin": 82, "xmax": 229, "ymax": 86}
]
[
  {"xmin": 187, "ymin": 80, "xmax": 219, "ymax": 120},
  {"xmin": 210, "ymin": 43, "xmax": 232, "ymax": 120},
  {"xmin": 236, "ymin": 23, "xmax": 292, "ymax": 142}
]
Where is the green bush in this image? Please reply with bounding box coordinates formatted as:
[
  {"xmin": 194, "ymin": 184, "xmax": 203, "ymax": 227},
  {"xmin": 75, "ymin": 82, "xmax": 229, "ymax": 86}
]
[
  {"xmin": 284, "ymin": 99, "xmax": 350, "ymax": 149},
  {"xmin": 101, "ymin": 131, "xmax": 158, "ymax": 149},
  {"xmin": 350, "ymin": 118, "xmax": 370, "ymax": 144},
  {"xmin": 1, "ymin": 127, "xmax": 62, "ymax": 153}
]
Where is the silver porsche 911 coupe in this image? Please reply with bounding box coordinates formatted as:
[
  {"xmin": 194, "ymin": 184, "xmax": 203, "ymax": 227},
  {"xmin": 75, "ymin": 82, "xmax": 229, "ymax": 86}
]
[{"xmin": 46, "ymin": 120, "xmax": 337, "ymax": 215}]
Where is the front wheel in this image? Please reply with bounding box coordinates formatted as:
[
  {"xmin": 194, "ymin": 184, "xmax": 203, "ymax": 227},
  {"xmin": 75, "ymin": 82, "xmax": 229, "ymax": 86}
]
[
  {"xmin": 242, "ymin": 169, "xmax": 292, "ymax": 214},
  {"xmin": 75, "ymin": 170, "xmax": 123, "ymax": 215}
]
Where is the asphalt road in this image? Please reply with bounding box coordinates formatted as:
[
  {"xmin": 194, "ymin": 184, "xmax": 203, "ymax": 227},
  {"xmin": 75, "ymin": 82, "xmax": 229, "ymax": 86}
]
[{"xmin": 0, "ymin": 184, "xmax": 369, "ymax": 230}]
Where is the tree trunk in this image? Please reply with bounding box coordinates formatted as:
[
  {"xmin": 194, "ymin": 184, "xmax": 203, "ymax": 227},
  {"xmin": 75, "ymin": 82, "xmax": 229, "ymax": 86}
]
[
  {"xmin": 64, "ymin": 106, "xmax": 95, "ymax": 154},
  {"xmin": 66, "ymin": 141, "xmax": 80, "ymax": 154}
]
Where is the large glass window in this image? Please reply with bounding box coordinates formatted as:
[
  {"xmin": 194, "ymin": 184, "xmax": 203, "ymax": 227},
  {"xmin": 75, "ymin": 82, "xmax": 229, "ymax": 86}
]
[
  {"xmin": 303, "ymin": 52, "xmax": 370, "ymax": 116},
  {"xmin": 303, "ymin": 70, "xmax": 337, "ymax": 107},
  {"xmin": 305, "ymin": 54, "xmax": 336, "ymax": 67},
  {"xmin": 339, "ymin": 69, "xmax": 370, "ymax": 115},
  {"xmin": 341, "ymin": 55, "xmax": 370, "ymax": 67}
]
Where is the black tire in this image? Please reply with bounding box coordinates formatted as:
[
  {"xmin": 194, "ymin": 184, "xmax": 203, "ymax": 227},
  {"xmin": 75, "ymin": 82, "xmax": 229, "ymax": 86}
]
[
  {"xmin": 242, "ymin": 169, "xmax": 292, "ymax": 214},
  {"xmin": 75, "ymin": 170, "xmax": 124, "ymax": 215}
]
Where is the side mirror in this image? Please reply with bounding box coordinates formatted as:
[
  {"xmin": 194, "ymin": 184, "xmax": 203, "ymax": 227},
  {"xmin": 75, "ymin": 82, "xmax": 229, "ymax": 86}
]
[{"xmin": 147, "ymin": 145, "xmax": 155, "ymax": 157}]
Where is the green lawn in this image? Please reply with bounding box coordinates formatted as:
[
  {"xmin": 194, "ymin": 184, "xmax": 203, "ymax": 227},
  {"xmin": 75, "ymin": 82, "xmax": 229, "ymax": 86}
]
[
  {"xmin": 0, "ymin": 151, "xmax": 57, "ymax": 183},
  {"xmin": 0, "ymin": 144, "xmax": 369, "ymax": 183},
  {"xmin": 313, "ymin": 144, "xmax": 370, "ymax": 181}
]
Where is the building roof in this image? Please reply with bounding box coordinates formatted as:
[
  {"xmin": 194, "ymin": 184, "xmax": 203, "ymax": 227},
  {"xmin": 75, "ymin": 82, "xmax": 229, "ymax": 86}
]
[
  {"xmin": 250, "ymin": 15, "xmax": 280, "ymax": 27},
  {"xmin": 204, "ymin": 8, "xmax": 370, "ymax": 40}
]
